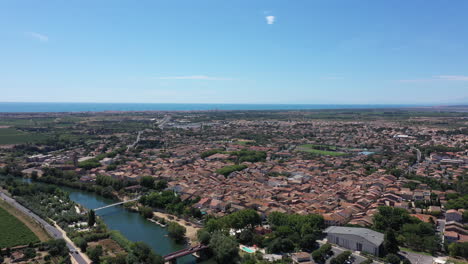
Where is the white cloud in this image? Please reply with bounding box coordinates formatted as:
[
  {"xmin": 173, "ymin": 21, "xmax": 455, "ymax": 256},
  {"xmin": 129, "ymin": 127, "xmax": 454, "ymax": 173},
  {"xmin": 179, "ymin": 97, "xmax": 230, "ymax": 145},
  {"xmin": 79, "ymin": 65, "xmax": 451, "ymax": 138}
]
[
  {"xmin": 436, "ymin": 75, "xmax": 468, "ymax": 81},
  {"xmin": 25, "ymin": 32, "xmax": 49, "ymax": 42},
  {"xmin": 153, "ymin": 75, "xmax": 233, "ymax": 81},
  {"xmin": 265, "ymin": 15, "xmax": 276, "ymax": 25},
  {"xmin": 398, "ymin": 75, "xmax": 468, "ymax": 82}
]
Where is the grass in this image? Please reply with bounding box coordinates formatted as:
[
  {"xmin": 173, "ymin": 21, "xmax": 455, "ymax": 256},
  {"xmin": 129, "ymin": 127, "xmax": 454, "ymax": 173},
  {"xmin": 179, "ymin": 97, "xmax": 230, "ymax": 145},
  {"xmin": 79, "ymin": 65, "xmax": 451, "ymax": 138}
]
[
  {"xmin": 0, "ymin": 128, "xmax": 48, "ymax": 145},
  {"xmin": 296, "ymin": 144, "xmax": 347, "ymax": 156},
  {"xmin": 0, "ymin": 205, "xmax": 40, "ymax": 248}
]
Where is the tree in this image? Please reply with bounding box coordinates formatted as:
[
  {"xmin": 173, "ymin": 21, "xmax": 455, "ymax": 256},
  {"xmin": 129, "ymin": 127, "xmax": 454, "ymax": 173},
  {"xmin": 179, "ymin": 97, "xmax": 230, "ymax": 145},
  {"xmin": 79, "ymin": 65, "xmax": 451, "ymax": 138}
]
[
  {"xmin": 209, "ymin": 231, "xmax": 239, "ymax": 264},
  {"xmin": 140, "ymin": 176, "xmax": 155, "ymax": 189},
  {"xmin": 87, "ymin": 245, "xmax": 103, "ymax": 263},
  {"xmin": 129, "ymin": 242, "xmax": 164, "ymax": 264},
  {"xmin": 300, "ymin": 234, "xmax": 318, "ymax": 252},
  {"xmin": 24, "ymin": 248, "xmax": 36, "ymax": 259},
  {"xmin": 88, "ymin": 210, "xmax": 96, "ymax": 227},
  {"xmin": 47, "ymin": 239, "xmax": 69, "ymax": 257},
  {"xmin": 155, "ymin": 180, "xmax": 168, "ymax": 191},
  {"xmin": 449, "ymin": 242, "xmax": 468, "ymax": 258},
  {"xmin": 384, "ymin": 229, "xmax": 399, "ymax": 255},
  {"xmin": 197, "ymin": 229, "xmax": 211, "ymax": 245},
  {"xmin": 312, "ymin": 243, "xmax": 332, "ymax": 263},
  {"xmin": 167, "ymin": 222, "xmax": 186, "ymax": 243},
  {"xmin": 238, "ymin": 229, "xmax": 254, "ymax": 245},
  {"xmin": 74, "ymin": 237, "xmax": 87, "ymax": 252},
  {"xmin": 385, "ymin": 253, "xmax": 400, "ymax": 264},
  {"xmin": 139, "ymin": 206, "xmax": 153, "ymax": 219},
  {"xmin": 330, "ymin": 251, "xmax": 351, "ymax": 264}
]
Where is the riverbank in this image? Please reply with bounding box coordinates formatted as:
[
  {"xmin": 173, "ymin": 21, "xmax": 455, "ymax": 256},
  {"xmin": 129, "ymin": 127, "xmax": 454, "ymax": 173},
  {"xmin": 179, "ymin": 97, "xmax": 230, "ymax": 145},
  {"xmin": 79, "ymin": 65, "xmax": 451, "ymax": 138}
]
[{"xmin": 152, "ymin": 211, "xmax": 200, "ymax": 243}]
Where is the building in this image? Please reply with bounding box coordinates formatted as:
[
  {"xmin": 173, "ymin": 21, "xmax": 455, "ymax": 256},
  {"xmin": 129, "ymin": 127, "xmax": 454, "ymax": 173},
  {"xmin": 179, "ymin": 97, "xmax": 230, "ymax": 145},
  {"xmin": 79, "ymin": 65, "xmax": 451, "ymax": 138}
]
[
  {"xmin": 446, "ymin": 209, "xmax": 462, "ymax": 223},
  {"xmin": 291, "ymin": 252, "xmax": 312, "ymax": 264},
  {"xmin": 324, "ymin": 226, "xmax": 384, "ymax": 256}
]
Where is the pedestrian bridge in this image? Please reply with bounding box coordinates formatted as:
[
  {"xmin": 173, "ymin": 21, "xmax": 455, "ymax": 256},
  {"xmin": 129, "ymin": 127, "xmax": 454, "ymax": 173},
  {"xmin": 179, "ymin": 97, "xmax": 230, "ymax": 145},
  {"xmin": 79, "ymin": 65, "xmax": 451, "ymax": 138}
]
[{"xmin": 93, "ymin": 197, "xmax": 140, "ymax": 211}]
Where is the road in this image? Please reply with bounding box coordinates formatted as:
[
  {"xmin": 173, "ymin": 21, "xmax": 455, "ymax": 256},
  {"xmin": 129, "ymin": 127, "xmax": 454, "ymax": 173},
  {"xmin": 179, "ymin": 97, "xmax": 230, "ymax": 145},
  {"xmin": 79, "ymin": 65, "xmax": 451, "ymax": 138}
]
[
  {"xmin": 400, "ymin": 250, "xmax": 434, "ymax": 264},
  {"xmin": 0, "ymin": 190, "xmax": 90, "ymax": 264}
]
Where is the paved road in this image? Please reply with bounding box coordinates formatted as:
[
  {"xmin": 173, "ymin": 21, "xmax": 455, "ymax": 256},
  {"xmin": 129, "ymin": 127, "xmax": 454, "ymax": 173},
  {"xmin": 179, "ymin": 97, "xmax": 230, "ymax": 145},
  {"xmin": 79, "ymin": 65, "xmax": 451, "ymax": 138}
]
[
  {"xmin": 400, "ymin": 250, "xmax": 434, "ymax": 264},
  {"xmin": 0, "ymin": 191, "xmax": 89, "ymax": 264}
]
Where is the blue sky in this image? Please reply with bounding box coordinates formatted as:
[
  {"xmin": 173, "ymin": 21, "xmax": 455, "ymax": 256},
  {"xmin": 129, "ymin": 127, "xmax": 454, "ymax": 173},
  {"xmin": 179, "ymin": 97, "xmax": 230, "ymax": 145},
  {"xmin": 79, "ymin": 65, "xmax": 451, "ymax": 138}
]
[{"xmin": 1, "ymin": 0, "xmax": 467, "ymax": 104}]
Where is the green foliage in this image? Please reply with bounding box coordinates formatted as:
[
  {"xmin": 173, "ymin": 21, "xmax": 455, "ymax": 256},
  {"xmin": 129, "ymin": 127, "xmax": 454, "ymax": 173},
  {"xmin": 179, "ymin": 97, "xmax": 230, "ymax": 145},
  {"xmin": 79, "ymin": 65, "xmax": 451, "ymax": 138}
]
[
  {"xmin": 267, "ymin": 238, "xmax": 294, "ymax": 254},
  {"xmin": 140, "ymin": 176, "xmax": 155, "ymax": 189},
  {"xmin": 209, "ymin": 231, "xmax": 239, "ymax": 264},
  {"xmin": 0, "ymin": 206, "xmax": 39, "ymax": 248},
  {"xmin": 385, "ymin": 253, "xmax": 400, "ymax": 264},
  {"xmin": 445, "ymin": 194, "xmax": 468, "ymax": 210},
  {"xmin": 78, "ymin": 159, "xmax": 101, "ymax": 170},
  {"xmin": 167, "ymin": 222, "xmax": 186, "ymax": 243},
  {"xmin": 88, "ymin": 210, "xmax": 96, "ymax": 227},
  {"xmin": 201, "ymin": 149, "xmax": 224, "ymax": 158},
  {"xmin": 448, "ymin": 242, "xmax": 468, "ymax": 258},
  {"xmin": 204, "ymin": 209, "xmax": 261, "ymax": 233},
  {"xmin": 139, "ymin": 190, "xmax": 199, "ymax": 218},
  {"xmin": 47, "ymin": 239, "xmax": 69, "ymax": 257},
  {"xmin": 74, "ymin": 237, "xmax": 88, "ymax": 252},
  {"xmin": 330, "ymin": 251, "xmax": 351, "ymax": 264},
  {"xmin": 230, "ymin": 150, "xmax": 267, "ymax": 163},
  {"xmin": 87, "ymin": 245, "xmax": 103, "ymax": 263},
  {"xmin": 216, "ymin": 164, "xmax": 248, "ymax": 177},
  {"xmin": 384, "ymin": 229, "xmax": 399, "ymax": 255},
  {"xmin": 374, "ymin": 206, "xmax": 438, "ymax": 254},
  {"xmin": 197, "ymin": 229, "xmax": 211, "ymax": 245},
  {"xmin": 138, "ymin": 206, "xmax": 153, "ymax": 219},
  {"xmin": 312, "ymin": 243, "xmax": 332, "ymax": 263},
  {"xmin": 154, "ymin": 180, "xmax": 167, "ymax": 191},
  {"xmin": 127, "ymin": 242, "xmax": 164, "ymax": 264}
]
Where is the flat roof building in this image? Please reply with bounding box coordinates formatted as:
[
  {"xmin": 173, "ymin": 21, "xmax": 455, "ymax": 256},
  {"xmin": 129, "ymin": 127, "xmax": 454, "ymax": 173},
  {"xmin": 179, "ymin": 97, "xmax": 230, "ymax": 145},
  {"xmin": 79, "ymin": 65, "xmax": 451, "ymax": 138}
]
[{"xmin": 324, "ymin": 226, "xmax": 384, "ymax": 256}]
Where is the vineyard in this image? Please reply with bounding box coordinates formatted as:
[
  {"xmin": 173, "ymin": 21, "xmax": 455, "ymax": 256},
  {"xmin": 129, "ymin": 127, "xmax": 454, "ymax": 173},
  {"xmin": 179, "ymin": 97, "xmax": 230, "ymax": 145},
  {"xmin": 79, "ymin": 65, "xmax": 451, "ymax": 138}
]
[{"xmin": 0, "ymin": 206, "xmax": 39, "ymax": 248}]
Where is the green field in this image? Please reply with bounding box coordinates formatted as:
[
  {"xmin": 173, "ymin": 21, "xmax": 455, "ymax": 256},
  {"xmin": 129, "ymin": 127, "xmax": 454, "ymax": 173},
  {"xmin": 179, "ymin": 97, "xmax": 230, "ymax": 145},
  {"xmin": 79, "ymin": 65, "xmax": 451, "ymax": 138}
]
[
  {"xmin": 0, "ymin": 206, "xmax": 39, "ymax": 248},
  {"xmin": 296, "ymin": 144, "xmax": 347, "ymax": 156},
  {"xmin": 0, "ymin": 128, "xmax": 48, "ymax": 145}
]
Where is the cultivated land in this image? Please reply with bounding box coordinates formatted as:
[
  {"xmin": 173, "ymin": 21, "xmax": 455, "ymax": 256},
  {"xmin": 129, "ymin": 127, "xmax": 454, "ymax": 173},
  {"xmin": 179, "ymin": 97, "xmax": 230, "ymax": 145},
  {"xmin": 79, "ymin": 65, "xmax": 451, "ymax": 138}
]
[
  {"xmin": 0, "ymin": 127, "xmax": 48, "ymax": 145},
  {"xmin": 0, "ymin": 204, "xmax": 39, "ymax": 248},
  {"xmin": 0, "ymin": 199, "xmax": 51, "ymax": 242}
]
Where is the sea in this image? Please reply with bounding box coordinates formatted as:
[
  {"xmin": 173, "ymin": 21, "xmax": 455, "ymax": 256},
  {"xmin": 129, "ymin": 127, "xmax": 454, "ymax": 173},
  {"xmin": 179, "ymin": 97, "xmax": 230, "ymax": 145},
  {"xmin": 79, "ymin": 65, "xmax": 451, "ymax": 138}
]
[{"xmin": 0, "ymin": 102, "xmax": 423, "ymax": 113}]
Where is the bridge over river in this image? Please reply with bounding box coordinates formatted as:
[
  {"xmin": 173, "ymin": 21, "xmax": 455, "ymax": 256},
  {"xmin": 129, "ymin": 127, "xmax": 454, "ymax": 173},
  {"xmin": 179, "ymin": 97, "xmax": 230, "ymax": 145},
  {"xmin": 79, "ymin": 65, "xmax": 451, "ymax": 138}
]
[
  {"xmin": 163, "ymin": 244, "xmax": 209, "ymax": 264},
  {"xmin": 93, "ymin": 197, "xmax": 140, "ymax": 211}
]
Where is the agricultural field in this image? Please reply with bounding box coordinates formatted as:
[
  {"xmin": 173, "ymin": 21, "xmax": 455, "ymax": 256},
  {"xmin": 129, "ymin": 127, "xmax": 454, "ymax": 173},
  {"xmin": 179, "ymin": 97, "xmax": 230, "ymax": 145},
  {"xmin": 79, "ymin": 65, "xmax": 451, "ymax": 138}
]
[
  {"xmin": 296, "ymin": 144, "xmax": 347, "ymax": 156},
  {"xmin": 0, "ymin": 128, "xmax": 48, "ymax": 145},
  {"xmin": 0, "ymin": 206, "xmax": 39, "ymax": 248}
]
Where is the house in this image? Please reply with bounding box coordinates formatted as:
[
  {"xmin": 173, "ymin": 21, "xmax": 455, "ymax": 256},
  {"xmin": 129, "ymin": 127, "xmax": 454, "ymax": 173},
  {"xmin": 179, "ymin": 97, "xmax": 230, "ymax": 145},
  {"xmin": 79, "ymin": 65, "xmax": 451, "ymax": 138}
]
[
  {"xmin": 446, "ymin": 209, "xmax": 462, "ymax": 223},
  {"xmin": 324, "ymin": 226, "xmax": 384, "ymax": 256},
  {"xmin": 292, "ymin": 252, "xmax": 312, "ymax": 264}
]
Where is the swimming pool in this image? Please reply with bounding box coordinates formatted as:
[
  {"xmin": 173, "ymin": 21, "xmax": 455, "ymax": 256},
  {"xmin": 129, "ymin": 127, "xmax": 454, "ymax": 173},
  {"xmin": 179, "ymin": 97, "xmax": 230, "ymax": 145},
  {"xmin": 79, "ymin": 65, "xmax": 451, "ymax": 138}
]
[{"xmin": 241, "ymin": 246, "xmax": 255, "ymax": 253}]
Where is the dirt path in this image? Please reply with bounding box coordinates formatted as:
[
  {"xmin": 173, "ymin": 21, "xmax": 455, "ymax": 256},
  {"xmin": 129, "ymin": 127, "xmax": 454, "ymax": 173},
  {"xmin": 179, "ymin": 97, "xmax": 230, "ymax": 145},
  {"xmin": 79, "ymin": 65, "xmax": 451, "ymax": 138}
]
[
  {"xmin": 0, "ymin": 199, "xmax": 51, "ymax": 242},
  {"xmin": 152, "ymin": 212, "xmax": 200, "ymax": 244}
]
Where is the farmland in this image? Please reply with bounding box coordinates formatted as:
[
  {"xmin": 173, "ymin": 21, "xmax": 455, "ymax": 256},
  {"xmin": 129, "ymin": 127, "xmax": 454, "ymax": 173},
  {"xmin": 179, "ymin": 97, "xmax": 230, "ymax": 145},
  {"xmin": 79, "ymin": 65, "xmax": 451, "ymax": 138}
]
[
  {"xmin": 0, "ymin": 205, "xmax": 39, "ymax": 248},
  {"xmin": 296, "ymin": 144, "xmax": 347, "ymax": 156},
  {"xmin": 0, "ymin": 128, "xmax": 48, "ymax": 145}
]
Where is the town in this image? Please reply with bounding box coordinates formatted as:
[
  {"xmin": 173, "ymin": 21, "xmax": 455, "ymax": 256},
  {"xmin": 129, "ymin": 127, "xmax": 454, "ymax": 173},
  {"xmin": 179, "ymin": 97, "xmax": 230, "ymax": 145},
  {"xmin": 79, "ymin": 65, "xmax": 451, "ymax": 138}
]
[{"xmin": 0, "ymin": 108, "xmax": 466, "ymax": 264}]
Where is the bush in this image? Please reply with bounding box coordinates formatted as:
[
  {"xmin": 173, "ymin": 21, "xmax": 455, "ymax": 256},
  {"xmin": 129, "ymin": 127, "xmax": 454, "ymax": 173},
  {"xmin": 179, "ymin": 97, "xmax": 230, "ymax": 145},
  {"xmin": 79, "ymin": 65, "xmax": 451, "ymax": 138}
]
[
  {"xmin": 385, "ymin": 253, "xmax": 400, "ymax": 264},
  {"xmin": 330, "ymin": 251, "xmax": 351, "ymax": 264}
]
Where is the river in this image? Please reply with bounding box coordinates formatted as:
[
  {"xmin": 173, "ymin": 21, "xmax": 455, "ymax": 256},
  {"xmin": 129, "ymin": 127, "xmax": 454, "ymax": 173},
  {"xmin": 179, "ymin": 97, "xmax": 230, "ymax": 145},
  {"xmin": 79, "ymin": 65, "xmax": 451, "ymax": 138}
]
[{"xmin": 11, "ymin": 177, "xmax": 208, "ymax": 264}]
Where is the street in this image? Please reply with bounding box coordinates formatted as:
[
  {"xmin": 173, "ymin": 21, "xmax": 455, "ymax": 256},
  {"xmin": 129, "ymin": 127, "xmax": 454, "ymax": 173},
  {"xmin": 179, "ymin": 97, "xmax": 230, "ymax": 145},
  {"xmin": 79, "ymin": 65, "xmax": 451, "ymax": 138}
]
[{"xmin": 0, "ymin": 190, "xmax": 89, "ymax": 264}]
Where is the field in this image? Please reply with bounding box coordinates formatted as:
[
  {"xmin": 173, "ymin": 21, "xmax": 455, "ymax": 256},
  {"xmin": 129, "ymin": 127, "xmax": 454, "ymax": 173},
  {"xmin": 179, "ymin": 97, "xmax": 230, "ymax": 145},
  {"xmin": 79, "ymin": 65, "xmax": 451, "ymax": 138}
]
[
  {"xmin": 296, "ymin": 144, "xmax": 347, "ymax": 156},
  {"xmin": 0, "ymin": 205, "xmax": 40, "ymax": 248},
  {"xmin": 0, "ymin": 128, "xmax": 48, "ymax": 145}
]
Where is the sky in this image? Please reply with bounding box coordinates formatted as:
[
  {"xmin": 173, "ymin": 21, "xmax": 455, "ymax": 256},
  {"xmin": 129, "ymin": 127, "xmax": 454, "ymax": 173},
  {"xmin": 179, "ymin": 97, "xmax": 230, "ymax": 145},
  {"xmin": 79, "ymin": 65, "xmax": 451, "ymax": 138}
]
[{"xmin": 1, "ymin": 0, "xmax": 468, "ymax": 104}]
